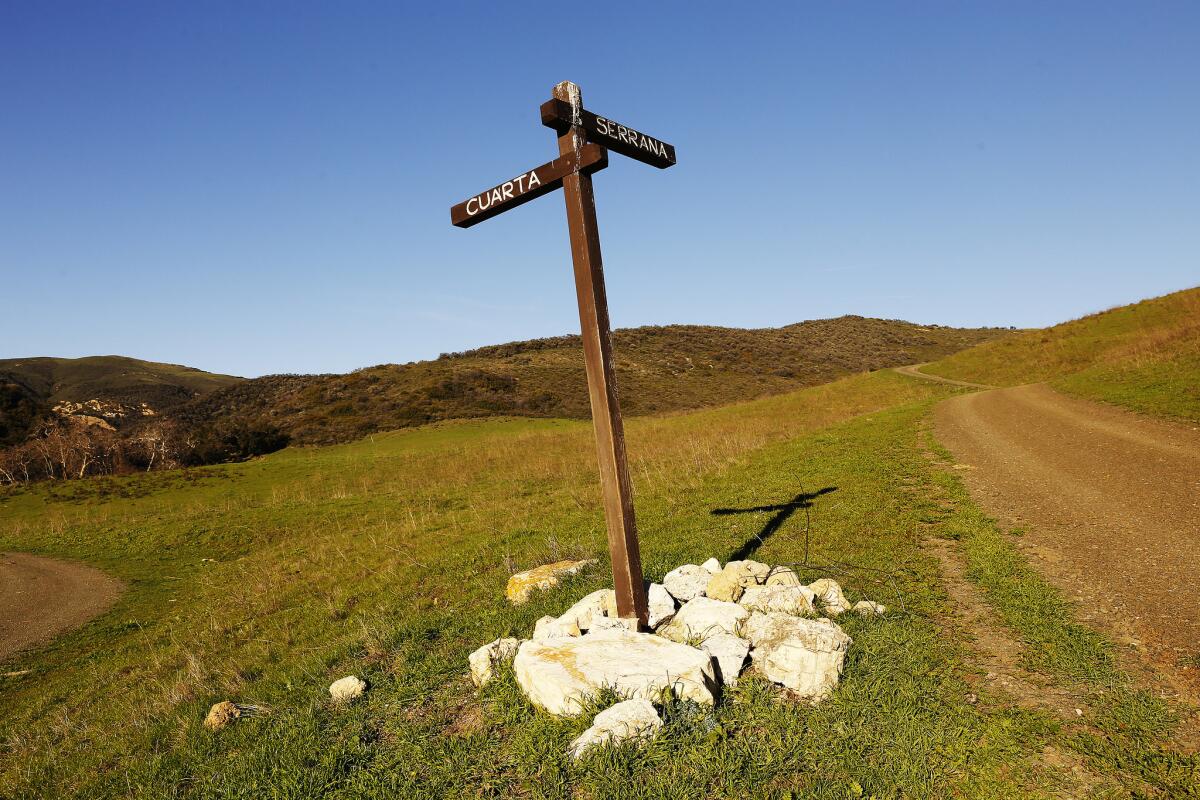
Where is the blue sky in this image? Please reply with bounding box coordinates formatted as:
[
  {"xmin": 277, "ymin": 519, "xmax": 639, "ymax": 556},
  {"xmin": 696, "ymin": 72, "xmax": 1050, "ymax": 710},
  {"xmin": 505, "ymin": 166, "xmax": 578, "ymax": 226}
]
[{"xmin": 3, "ymin": 2, "xmax": 1197, "ymax": 377}]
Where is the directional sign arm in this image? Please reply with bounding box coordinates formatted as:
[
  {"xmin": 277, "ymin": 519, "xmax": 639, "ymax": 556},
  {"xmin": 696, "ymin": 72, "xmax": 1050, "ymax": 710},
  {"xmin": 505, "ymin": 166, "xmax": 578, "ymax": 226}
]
[
  {"xmin": 450, "ymin": 144, "xmax": 608, "ymax": 228},
  {"xmin": 541, "ymin": 98, "xmax": 676, "ymax": 169}
]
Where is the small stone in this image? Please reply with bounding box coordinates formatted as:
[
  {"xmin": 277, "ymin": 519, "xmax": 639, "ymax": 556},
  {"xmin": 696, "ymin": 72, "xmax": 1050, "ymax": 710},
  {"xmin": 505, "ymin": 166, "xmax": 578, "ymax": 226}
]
[
  {"xmin": 853, "ymin": 600, "xmax": 887, "ymax": 617},
  {"xmin": 700, "ymin": 557, "xmax": 722, "ymax": 574},
  {"xmin": 329, "ymin": 675, "xmax": 368, "ymax": 703},
  {"xmin": 705, "ymin": 569, "xmax": 745, "ymax": 603},
  {"xmin": 513, "ymin": 631, "xmax": 718, "ymax": 716},
  {"xmin": 701, "ymin": 632, "xmax": 751, "ymax": 687},
  {"xmin": 743, "ymin": 612, "xmax": 852, "ymax": 701},
  {"xmin": 807, "ymin": 578, "xmax": 851, "ymax": 617},
  {"xmin": 559, "ymin": 589, "xmax": 615, "ymax": 632},
  {"xmin": 740, "ymin": 585, "xmax": 815, "ymax": 616},
  {"xmin": 658, "ymin": 596, "xmax": 749, "ymax": 644},
  {"xmin": 533, "ymin": 615, "xmax": 581, "ymax": 640},
  {"xmin": 469, "ymin": 638, "xmax": 522, "ymax": 687},
  {"xmin": 204, "ymin": 700, "xmax": 241, "ymax": 731},
  {"xmin": 505, "ymin": 559, "xmax": 597, "ymax": 605},
  {"xmin": 569, "ymin": 698, "xmax": 662, "ymax": 760},
  {"xmin": 662, "ymin": 565, "xmax": 711, "ymax": 603},
  {"xmin": 765, "ymin": 566, "xmax": 802, "ymax": 587},
  {"xmin": 646, "ymin": 582, "xmax": 678, "ymax": 629}
]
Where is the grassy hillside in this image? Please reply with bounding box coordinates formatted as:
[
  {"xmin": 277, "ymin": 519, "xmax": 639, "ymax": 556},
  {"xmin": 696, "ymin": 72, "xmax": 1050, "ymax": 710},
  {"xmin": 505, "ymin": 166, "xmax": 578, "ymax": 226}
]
[
  {"xmin": 922, "ymin": 286, "xmax": 1200, "ymax": 421},
  {"xmin": 2, "ymin": 369, "xmax": 1194, "ymax": 797},
  {"xmin": 0, "ymin": 355, "xmax": 242, "ymax": 406},
  {"xmin": 184, "ymin": 316, "xmax": 1007, "ymax": 445}
]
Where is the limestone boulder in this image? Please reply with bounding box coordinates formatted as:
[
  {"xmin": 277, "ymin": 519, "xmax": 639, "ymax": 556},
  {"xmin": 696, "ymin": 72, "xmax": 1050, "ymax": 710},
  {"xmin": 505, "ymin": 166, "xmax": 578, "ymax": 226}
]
[
  {"xmin": 533, "ymin": 615, "xmax": 581, "ymax": 640},
  {"xmin": 513, "ymin": 631, "xmax": 718, "ymax": 716},
  {"xmin": 705, "ymin": 567, "xmax": 744, "ymax": 602},
  {"xmin": 658, "ymin": 596, "xmax": 749, "ymax": 644},
  {"xmin": 505, "ymin": 559, "xmax": 597, "ymax": 605},
  {"xmin": 329, "ymin": 675, "xmax": 368, "ymax": 703},
  {"xmin": 559, "ymin": 589, "xmax": 615, "ymax": 632},
  {"xmin": 646, "ymin": 582, "xmax": 678, "ymax": 629},
  {"xmin": 569, "ymin": 698, "xmax": 662, "ymax": 760},
  {"xmin": 743, "ymin": 612, "xmax": 852, "ymax": 700},
  {"xmin": 726, "ymin": 559, "xmax": 771, "ymax": 586},
  {"xmin": 469, "ymin": 638, "xmax": 522, "ymax": 687},
  {"xmin": 662, "ymin": 565, "xmax": 711, "ymax": 603},
  {"xmin": 807, "ymin": 578, "xmax": 851, "ymax": 617},
  {"xmin": 739, "ymin": 584, "xmax": 815, "ymax": 616},
  {"xmin": 701, "ymin": 632, "xmax": 751, "ymax": 687},
  {"xmin": 765, "ymin": 566, "xmax": 802, "ymax": 587},
  {"xmin": 700, "ymin": 557, "xmax": 722, "ymax": 574},
  {"xmin": 587, "ymin": 616, "xmax": 638, "ymax": 635}
]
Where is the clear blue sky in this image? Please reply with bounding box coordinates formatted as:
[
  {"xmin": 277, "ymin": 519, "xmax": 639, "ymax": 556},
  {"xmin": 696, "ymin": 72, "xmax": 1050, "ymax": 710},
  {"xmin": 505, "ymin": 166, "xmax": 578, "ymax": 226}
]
[{"xmin": 3, "ymin": 2, "xmax": 1197, "ymax": 377}]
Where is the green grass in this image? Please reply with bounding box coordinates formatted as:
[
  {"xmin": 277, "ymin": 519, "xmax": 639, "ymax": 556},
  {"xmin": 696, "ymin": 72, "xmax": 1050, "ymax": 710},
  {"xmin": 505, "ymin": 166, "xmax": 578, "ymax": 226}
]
[
  {"xmin": 922, "ymin": 286, "xmax": 1200, "ymax": 422},
  {"xmin": 1, "ymin": 369, "xmax": 1196, "ymax": 797}
]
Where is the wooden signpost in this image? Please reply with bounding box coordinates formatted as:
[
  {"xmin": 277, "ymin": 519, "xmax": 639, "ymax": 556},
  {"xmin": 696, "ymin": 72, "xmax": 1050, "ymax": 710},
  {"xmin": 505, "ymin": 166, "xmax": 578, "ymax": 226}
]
[{"xmin": 450, "ymin": 81, "xmax": 676, "ymax": 626}]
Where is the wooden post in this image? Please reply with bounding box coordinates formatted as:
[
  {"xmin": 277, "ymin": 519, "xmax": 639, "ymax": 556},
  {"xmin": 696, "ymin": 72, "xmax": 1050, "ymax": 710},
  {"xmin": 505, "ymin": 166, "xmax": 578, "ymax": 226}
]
[{"xmin": 553, "ymin": 80, "xmax": 648, "ymax": 625}]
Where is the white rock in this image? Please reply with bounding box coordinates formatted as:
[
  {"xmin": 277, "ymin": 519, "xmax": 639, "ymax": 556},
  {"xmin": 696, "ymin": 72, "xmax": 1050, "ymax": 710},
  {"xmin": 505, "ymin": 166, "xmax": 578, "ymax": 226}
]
[
  {"xmin": 513, "ymin": 631, "xmax": 718, "ymax": 716},
  {"xmin": 765, "ymin": 566, "xmax": 802, "ymax": 587},
  {"xmin": 700, "ymin": 557, "xmax": 722, "ymax": 574},
  {"xmin": 587, "ymin": 616, "xmax": 638, "ymax": 636},
  {"xmin": 725, "ymin": 559, "xmax": 771, "ymax": 586},
  {"xmin": 739, "ymin": 584, "xmax": 815, "ymax": 616},
  {"xmin": 743, "ymin": 612, "xmax": 852, "ymax": 700},
  {"xmin": 469, "ymin": 638, "xmax": 522, "ymax": 687},
  {"xmin": 568, "ymin": 698, "xmax": 662, "ymax": 760},
  {"xmin": 646, "ymin": 582, "xmax": 677, "ymax": 629},
  {"xmin": 807, "ymin": 578, "xmax": 851, "ymax": 617},
  {"xmin": 329, "ymin": 675, "xmax": 368, "ymax": 703},
  {"xmin": 558, "ymin": 589, "xmax": 614, "ymax": 632},
  {"xmin": 662, "ymin": 564, "xmax": 711, "ymax": 603},
  {"xmin": 533, "ymin": 615, "xmax": 580, "ymax": 640},
  {"xmin": 657, "ymin": 596, "xmax": 749, "ymax": 644},
  {"xmin": 854, "ymin": 600, "xmax": 887, "ymax": 617},
  {"xmin": 506, "ymin": 559, "xmax": 597, "ymax": 605},
  {"xmin": 701, "ymin": 632, "xmax": 751, "ymax": 687}
]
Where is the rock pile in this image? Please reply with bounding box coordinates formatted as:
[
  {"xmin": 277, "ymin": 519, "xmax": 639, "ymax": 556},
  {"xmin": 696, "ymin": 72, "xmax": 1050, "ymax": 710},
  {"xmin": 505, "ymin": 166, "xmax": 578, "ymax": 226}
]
[{"xmin": 471, "ymin": 558, "xmax": 888, "ymax": 759}]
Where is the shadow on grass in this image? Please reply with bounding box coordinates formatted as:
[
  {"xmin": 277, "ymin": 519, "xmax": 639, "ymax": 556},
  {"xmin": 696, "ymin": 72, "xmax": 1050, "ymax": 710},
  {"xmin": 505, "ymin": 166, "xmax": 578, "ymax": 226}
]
[{"xmin": 711, "ymin": 486, "xmax": 838, "ymax": 561}]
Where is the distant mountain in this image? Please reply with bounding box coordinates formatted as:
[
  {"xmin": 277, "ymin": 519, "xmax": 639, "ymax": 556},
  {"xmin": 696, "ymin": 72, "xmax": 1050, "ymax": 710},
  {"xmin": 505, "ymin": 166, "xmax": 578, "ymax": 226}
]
[
  {"xmin": 179, "ymin": 316, "xmax": 1011, "ymax": 445},
  {"xmin": 0, "ymin": 356, "xmax": 242, "ymax": 445}
]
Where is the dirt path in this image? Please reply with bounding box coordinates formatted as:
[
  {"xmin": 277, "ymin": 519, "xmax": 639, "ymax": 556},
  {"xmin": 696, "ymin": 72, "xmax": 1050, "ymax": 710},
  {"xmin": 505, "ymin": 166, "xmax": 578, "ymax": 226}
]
[
  {"xmin": 0, "ymin": 553, "xmax": 123, "ymax": 662},
  {"xmin": 928, "ymin": 383, "xmax": 1200, "ymax": 696},
  {"xmin": 893, "ymin": 363, "xmax": 994, "ymax": 389}
]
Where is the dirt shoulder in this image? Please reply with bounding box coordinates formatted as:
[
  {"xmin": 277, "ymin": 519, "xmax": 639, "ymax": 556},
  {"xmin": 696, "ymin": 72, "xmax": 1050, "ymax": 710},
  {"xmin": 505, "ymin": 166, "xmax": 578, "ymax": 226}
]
[
  {"xmin": 931, "ymin": 383, "xmax": 1200, "ymax": 698},
  {"xmin": 0, "ymin": 552, "xmax": 124, "ymax": 662}
]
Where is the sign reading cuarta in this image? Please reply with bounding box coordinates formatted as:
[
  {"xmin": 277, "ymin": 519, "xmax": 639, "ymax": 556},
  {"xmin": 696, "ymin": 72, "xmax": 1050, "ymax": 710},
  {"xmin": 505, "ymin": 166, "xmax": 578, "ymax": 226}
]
[
  {"xmin": 451, "ymin": 144, "xmax": 607, "ymax": 228},
  {"xmin": 540, "ymin": 98, "xmax": 676, "ymax": 169},
  {"xmin": 449, "ymin": 82, "xmax": 676, "ymax": 627}
]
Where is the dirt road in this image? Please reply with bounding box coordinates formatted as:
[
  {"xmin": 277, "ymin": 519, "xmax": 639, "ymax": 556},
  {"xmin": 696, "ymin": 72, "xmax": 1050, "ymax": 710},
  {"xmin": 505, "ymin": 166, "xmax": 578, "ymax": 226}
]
[
  {"xmin": 927, "ymin": 382, "xmax": 1200, "ymax": 692},
  {"xmin": 0, "ymin": 553, "xmax": 123, "ymax": 662},
  {"xmin": 893, "ymin": 363, "xmax": 994, "ymax": 389}
]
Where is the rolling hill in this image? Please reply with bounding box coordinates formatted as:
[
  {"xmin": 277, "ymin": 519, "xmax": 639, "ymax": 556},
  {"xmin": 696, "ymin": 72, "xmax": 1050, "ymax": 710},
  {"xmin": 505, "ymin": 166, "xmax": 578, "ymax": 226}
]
[
  {"xmin": 180, "ymin": 316, "xmax": 1010, "ymax": 445},
  {"xmin": 0, "ymin": 355, "xmax": 242, "ymax": 446},
  {"xmin": 922, "ymin": 286, "xmax": 1200, "ymax": 421}
]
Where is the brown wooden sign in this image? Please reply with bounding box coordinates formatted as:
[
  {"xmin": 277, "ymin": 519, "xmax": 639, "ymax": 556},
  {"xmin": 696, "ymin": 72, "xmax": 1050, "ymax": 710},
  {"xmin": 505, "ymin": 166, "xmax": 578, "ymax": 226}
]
[
  {"xmin": 540, "ymin": 98, "xmax": 676, "ymax": 169},
  {"xmin": 449, "ymin": 82, "xmax": 676, "ymax": 627},
  {"xmin": 450, "ymin": 144, "xmax": 607, "ymax": 228}
]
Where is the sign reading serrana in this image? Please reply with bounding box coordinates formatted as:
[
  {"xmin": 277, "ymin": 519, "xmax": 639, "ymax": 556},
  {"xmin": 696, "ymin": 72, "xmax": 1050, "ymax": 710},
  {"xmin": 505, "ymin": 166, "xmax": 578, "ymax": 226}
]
[{"xmin": 540, "ymin": 98, "xmax": 676, "ymax": 169}]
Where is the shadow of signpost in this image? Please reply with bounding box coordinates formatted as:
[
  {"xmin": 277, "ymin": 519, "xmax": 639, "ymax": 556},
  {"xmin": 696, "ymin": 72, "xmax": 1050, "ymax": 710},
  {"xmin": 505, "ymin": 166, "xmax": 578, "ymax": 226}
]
[{"xmin": 711, "ymin": 486, "xmax": 838, "ymax": 562}]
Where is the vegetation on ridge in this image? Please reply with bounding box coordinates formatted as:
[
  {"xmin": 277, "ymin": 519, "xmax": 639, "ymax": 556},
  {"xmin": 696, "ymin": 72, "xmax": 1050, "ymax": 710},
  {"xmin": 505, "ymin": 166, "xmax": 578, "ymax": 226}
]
[{"xmin": 922, "ymin": 286, "xmax": 1200, "ymax": 421}]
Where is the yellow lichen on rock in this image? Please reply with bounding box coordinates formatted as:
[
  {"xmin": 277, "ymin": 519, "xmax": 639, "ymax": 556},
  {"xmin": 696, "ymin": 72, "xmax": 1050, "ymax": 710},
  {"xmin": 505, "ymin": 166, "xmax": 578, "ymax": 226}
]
[{"xmin": 505, "ymin": 559, "xmax": 597, "ymax": 605}]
